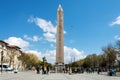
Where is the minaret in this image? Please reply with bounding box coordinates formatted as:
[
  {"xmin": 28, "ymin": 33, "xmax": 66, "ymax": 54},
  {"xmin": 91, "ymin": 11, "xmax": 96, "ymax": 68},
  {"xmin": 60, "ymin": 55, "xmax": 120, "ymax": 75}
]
[{"xmin": 56, "ymin": 5, "xmax": 64, "ymax": 72}]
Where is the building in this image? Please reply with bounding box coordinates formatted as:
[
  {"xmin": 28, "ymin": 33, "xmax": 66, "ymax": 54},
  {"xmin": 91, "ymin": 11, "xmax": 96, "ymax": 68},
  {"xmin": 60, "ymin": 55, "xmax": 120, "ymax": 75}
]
[
  {"xmin": 0, "ymin": 40, "xmax": 22, "ymax": 69},
  {"xmin": 0, "ymin": 40, "xmax": 8, "ymax": 64},
  {"xmin": 56, "ymin": 5, "xmax": 64, "ymax": 72},
  {"xmin": 7, "ymin": 45, "xmax": 22, "ymax": 69}
]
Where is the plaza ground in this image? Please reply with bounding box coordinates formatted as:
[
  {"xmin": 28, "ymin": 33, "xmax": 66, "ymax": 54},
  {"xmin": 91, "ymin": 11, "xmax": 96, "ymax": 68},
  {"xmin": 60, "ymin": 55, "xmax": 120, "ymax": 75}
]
[{"xmin": 0, "ymin": 71, "xmax": 120, "ymax": 80}]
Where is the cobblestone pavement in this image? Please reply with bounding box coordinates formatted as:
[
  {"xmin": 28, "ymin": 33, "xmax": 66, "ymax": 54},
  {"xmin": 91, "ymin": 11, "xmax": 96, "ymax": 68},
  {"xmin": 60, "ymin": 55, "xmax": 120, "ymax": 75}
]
[{"xmin": 0, "ymin": 71, "xmax": 120, "ymax": 80}]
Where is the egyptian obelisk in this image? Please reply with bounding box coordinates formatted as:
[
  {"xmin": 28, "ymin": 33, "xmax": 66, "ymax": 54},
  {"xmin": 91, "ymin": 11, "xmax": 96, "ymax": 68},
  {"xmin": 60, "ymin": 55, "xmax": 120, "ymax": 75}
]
[{"xmin": 56, "ymin": 5, "xmax": 64, "ymax": 73}]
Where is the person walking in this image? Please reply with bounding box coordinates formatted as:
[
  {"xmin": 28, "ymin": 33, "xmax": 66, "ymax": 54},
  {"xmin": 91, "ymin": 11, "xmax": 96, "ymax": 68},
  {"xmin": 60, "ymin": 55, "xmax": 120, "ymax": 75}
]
[
  {"xmin": 36, "ymin": 66, "xmax": 40, "ymax": 74},
  {"xmin": 97, "ymin": 68, "xmax": 101, "ymax": 74}
]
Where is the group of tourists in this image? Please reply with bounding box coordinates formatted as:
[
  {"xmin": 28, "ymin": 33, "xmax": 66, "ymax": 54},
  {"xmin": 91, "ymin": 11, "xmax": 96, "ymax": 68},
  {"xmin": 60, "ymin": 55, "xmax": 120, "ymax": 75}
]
[
  {"xmin": 108, "ymin": 68, "xmax": 116, "ymax": 76},
  {"xmin": 79, "ymin": 67, "xmax": 117, "ymax": 76},
  {"xmin": 35, "ymin": 66, "xmax": 117, "ymax": 76},
  {"xmin": 36, "ymin": 66, "xmax": 49, "ymax": 74},
  {"xmin": 97, "ymin": 68, "xmax": 116, "ymax": 76}
]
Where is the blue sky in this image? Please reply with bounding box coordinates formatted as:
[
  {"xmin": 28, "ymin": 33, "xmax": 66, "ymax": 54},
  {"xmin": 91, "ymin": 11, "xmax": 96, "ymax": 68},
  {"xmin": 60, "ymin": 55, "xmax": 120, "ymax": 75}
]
[{"xmin": 0, "ymin": 0, "xmax": 120, "ymax": 63}]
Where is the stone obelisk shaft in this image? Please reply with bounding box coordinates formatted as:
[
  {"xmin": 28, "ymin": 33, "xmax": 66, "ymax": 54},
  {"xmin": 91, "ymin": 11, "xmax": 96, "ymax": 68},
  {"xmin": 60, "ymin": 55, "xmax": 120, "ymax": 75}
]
[{"xmin": 56, "ymin": 5, "xmax": 64, "ymax": 65}]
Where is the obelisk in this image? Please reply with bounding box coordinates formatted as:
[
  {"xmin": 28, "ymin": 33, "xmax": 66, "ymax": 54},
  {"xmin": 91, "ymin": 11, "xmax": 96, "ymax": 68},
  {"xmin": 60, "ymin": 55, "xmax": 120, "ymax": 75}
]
[{"xmin": 56, "ymin": 5, "xmax": 64, "ymax": 73}]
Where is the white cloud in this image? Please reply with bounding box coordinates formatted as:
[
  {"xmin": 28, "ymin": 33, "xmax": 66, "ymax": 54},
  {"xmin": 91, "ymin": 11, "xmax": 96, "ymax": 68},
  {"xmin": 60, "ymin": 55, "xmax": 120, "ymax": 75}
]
[
  {"xmin": 28, "ymin": 16, "xmax": 66, "ymax": 43},
  {"xmin": 23, "ymin": 35, "xmax": 42, "ymax": 42},
  {"xmin": 25, "ymin": 46, "xmax": 85, "ymax": 64},
  {"xmin": 64, "ymin": 46, "xmax": 85, "ymax": 63},
  {"xmin": 28, "ymin": 16, "xmax": 56, "ymax": 33},
  {"xmin": 28, "ymin": 17, "xmax": 56, "ymax": 43},
  {"xmin": 25, "ymin": 49, "xmax": 56, "ymax": 64},
  {"xmin": 4, "ymin": 37, "xmax": 29, "ymax": 50},
  {"xmin": 35, "ymin": 18, "xmax": 56, "ymax": 33},
  {"xmin": 26, "ymin": 17, "xmax": 85, "ymax": 64},
  {"xmin": 114, "ymin": 35, "xmax": 120, "ymax": 40},
  {"xmin": 25, "ymin": 50, "xmax": 42, "ymax": 59},
  {"xmin": 43, "ymin": 32, "xmax": 56, "ymax": 42},
  {"xmin": 42, "ymin": 50, "xmax": 56, "ymax": 64},
  {"xmin": 110, "ymin": 16, "xmax": 120, "ymax": 26},
  {"xmin": 4, "ymin": 37, "xmax": 85, "ymax": 64}
]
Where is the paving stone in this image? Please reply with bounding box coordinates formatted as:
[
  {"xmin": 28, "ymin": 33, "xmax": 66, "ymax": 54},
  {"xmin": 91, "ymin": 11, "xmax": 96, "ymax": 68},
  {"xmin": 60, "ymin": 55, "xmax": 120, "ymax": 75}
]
[{"xmin": 0, "ymin": 71, "xmax": 120, "ymax": 80}]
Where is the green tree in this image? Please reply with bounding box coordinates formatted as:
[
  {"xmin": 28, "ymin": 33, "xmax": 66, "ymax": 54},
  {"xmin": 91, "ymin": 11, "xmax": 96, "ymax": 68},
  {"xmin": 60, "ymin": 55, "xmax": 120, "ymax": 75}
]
[
  {"xmin": 98, "ymin": 54, "xmax": 107, "ymax": 68},
  {"xmin": 76, "ymin": 59, "xmax": 84, "ymax": 67},
  {"xmin": 18, "ymin": 53, "xmax": 39, "ymax": 69},
  {"xmin": 102, "ymin": 45, "xmax": 116, "ymax": 69},
  {"xmin": 90, "ymin": 54, "xmax": 98, "ymax": 68},
  {"xmin": 82, "ymin": 55, "xmax": 92, "ymax": 68}
]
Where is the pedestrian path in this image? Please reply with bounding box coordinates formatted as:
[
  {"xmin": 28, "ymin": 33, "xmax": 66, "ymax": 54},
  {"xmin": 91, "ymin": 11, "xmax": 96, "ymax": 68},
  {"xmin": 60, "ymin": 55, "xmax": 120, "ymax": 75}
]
[
  {"xmin": 41, "ymin": 73, "xmax": 120, "ymax": 80},
  {"xmin": 0, "ymin": 71, "xmax": 120, "ymax": 80}
]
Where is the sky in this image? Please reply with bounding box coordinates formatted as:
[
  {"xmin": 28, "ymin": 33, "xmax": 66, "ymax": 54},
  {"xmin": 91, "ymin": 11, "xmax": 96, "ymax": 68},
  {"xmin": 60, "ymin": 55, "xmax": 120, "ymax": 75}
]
[{"xmin": 0, "ymin": 0, "xmax": 120, "ymax": 64}]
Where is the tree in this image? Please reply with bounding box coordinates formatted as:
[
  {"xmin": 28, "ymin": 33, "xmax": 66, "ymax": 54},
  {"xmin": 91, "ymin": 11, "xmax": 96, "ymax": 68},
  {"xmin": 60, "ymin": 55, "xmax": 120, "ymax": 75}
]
[
  {"xmin": 102, "ymin": 45, "xmax": 116, "ymax": 69},
  {"xmin": 18, "ymin": 53, "xmax": 28, "ymax": 68},
  {"xmin": 27, "ymin": 53, "xmax": 39, "ymax": 67},
  {"xmin": 18, "ymin": 53, "xmax": 40, "ymax": 69},
  {"xmin": 98, "ymin": 54, "xmax": 107, "ymax": 68},
  {"xmin": 71, "ymin": 61, "xmax": 79, "ymax": 67},
  {"xmin": 76, "ymin": 59, "xmax": 84, "ymax": 67},
  {"xmin": 90, "ymin": 54, "xmax": 98, "ymax": 68},
  {"xmin": 81, "ymin": 54, "xmax": 101, "ymax": 68},
  {"xmin": 82, "ymin": 55, "xmax": 92, "ymax": 68}
]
